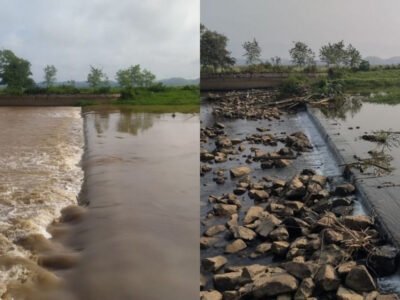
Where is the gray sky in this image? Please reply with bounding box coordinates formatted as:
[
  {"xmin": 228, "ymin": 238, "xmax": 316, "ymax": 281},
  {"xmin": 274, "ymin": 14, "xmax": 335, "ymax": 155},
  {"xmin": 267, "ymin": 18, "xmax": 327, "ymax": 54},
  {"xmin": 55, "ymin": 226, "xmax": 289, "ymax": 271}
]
[
  {"xmin": 201, "ymin": 0, "xmax": 400, "ymax": 61},
  {"xmin": 0, "ymin": 0, "xmax": 199, "ymax": 82}
]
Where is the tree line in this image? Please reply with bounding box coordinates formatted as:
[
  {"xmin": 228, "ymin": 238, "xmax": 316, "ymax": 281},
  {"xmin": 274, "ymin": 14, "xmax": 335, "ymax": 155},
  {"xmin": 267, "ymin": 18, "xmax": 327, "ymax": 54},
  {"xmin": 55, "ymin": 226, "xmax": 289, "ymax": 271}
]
[
  {"xmin": 200, "ymin": 24, "xmax": 370, "ymax": 72},
  {"xmin": 0, "ymin": 49, "xmax": 156, "ymax": 92}
]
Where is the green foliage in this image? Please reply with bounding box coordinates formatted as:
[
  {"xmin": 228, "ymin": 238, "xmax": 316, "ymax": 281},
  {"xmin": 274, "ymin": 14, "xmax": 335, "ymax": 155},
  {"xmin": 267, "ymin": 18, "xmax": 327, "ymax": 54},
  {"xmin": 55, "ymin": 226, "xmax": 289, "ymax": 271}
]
[
  {"xmin": 242, "ymin": 38, "xmax": 262, "ymax": 65},
  {"xmin": 278, "ymin": 75, "xmax": 309, "ymax": 98},
  {"xmin": 345, "ymin": 44, "xmax": 362, "ymax": 68},
  {"xmin": 87, "ymin": 66, "xmax": 109, "ymax": 88},
  {"xmin": 44, "ymin": 65, "xmax": 57, "ymax": 87},
  {"xmin": 313, "ymin": 79, "xmax": 343, "ymax": 98},
  {"xmin": 289, "ymin": 41, "xmax": 315, "ymax": 67},
  {"xmin": 200, "ymin": 24, "xmax": 236, "ymax": 72},
  {"xmin": 319, "ymin": 41, "xmax": 362, "ymax": 68},
  {"xmin": 116, "ymin": 86, "xmax": 199, "ymax": 105},
  {"xmin": 358, "ymin": 60, "xmax": 370, "ymax": 71},
  {"xmin": 0, "ymin": 49, "xmax": 34, "ymax": 91},
  {"xmin": 116, "ymin": 64, "xmax": 156, "ymax": 89}
]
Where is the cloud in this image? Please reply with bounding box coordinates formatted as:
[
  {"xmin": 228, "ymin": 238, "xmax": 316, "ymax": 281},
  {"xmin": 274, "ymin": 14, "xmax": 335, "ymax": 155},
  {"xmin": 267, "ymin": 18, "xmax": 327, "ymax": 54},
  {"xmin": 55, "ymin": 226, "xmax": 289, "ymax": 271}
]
[
  {"xmin": 201, "ymin": 0, "xmax": 400, "ymax": 61},
  {"xmin": 0, "ymin": 0, "xmax": 199, "ymax": 81}
]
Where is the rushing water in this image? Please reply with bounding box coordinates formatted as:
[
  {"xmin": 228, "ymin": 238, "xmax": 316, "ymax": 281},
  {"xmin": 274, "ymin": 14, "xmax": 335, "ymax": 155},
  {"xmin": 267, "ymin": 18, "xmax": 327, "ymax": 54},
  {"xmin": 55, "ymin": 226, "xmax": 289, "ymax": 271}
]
[
  {"xmin": 59, "ymin": 107, "xmax": 200, "ymax": 300},
  {"xmin": 0, "ymin": 107, "xmax": 84, "ymax": 298}
]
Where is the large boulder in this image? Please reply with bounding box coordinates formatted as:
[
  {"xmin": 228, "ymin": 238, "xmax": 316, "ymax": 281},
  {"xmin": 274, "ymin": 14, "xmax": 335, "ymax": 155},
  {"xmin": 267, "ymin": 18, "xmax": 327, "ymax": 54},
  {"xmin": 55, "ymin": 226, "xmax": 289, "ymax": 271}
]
[
  {"xmin": 367, "ymin": 245, "xmax": 399, "ymax": 277},
  {"xmin": 202, "ymin": 255, "xmax": 227, "ymax": 272},
  {"xmin": 336, "ymin": 286, "xmax": 363, "ymax": 300},
  {"xmin": 243, "ymin": 206, "xmax": 264, "ymax": 224},
  {"xmin": 342, "ymin": 215, "xmax": 373, "ymax": 231},
  {"xmin": 231, "ymin": 226, "xmax": 257, "ymax": 241},
  {"xmin": 314, "ymin": 264, "xmax": 340, "ymax": 292},
  {"xmin": 335, "ymin": 183, "xmax": 356, "ymax": 196},
  {"xmin": 213, "ymin": 271, "xmax": 245, "ymax": 291},
  {"xmin": 282, "ymin": 261, "xmax": 317, "ymax": 280},
  {"xmin": 345, "ymin": 265, "xmax": 376, "ymax": 293},
  {"xmin": 294, "ymin": 278, "xmax": 315, "ymax": 300},
  {"xmin": 230, "ymin": 166, "xmax": 252, "ymax": 178},
  {"xmin": 200, "ymin": 290, "xmax": 223, "ymax": 300},
  {"xmin": 225, "ymin": 239, "xmax": 247, "ymax": 254},
  {"xmin": 251, "ymin": 273, "xmax": 298, "ymax": 298}
]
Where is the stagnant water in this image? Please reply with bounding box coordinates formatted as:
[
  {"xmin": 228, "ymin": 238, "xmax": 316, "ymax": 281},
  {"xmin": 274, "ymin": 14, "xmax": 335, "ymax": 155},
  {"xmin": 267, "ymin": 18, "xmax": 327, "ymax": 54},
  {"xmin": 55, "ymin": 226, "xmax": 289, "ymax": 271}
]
[
  {"xmin": 0, "ymin": 107, "xmax": 84, "ymax": 298},
  {"xmin": 316, "ymin": 100, "xmax": 400, "ymax": 293}
]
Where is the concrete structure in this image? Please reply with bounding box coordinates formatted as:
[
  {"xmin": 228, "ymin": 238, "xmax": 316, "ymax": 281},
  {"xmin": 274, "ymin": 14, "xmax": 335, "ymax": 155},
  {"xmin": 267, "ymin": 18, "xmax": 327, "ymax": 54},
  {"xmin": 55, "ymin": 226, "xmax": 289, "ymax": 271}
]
[
  {"xmin": 201, "ymin": 73, "xmax": 324, "ymax": 91},
  {"xmin": 308, "ymin": 106, "xmax": 400, "ymax": 248}
]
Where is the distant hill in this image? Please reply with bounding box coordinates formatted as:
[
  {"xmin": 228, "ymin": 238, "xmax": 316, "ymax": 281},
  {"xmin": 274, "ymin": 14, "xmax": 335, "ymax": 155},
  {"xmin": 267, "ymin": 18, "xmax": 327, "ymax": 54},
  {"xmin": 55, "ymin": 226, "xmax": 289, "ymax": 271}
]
[
  {"xmin": 158, "ymin": 77, "xmax": 199, "ymax": 86},
  {"xmin": 365, "ymin": 56, "xmax": 400, "ymax": 65}
]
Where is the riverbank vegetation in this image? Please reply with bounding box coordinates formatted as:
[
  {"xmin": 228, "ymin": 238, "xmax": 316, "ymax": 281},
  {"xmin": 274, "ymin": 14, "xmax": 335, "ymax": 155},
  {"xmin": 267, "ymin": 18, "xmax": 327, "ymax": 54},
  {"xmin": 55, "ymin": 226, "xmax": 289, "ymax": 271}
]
[{"xmin": 0, "ymin": 49, "xmax": 198, "ymax": 106}]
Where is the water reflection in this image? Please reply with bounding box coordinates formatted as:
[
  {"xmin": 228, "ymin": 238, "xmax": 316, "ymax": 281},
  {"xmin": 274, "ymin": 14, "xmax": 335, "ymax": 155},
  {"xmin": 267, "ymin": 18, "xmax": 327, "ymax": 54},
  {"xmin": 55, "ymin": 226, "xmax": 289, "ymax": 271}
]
[{"xmin": 319, "ymin": 96, "xmax": 363, "ymax": 120}]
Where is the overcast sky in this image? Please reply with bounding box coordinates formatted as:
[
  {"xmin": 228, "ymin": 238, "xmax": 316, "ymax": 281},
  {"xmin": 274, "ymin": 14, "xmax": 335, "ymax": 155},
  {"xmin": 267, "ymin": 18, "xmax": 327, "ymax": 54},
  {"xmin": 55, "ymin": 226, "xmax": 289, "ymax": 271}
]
[
  {"xmin": 0, "ymin": 0, "xmax": 199, "ymax": 82},
  {"xmin": 201, "ymin": 0, "xmax": 400, "ymax": 61}
]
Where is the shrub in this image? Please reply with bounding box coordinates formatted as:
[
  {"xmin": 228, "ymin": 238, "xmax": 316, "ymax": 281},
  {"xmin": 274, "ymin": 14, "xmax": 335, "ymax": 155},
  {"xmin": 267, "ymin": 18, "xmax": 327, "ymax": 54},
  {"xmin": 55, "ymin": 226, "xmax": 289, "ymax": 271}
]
[{"xmin": 279, "ymin": 75, "xmax": 309, "ymax": 98}]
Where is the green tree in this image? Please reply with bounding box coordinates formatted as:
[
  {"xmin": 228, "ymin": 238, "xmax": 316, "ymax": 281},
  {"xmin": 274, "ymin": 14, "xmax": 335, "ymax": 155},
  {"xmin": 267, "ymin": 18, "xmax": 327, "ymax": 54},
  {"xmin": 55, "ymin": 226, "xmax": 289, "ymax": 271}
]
[
  {"xmin": 0, "ymin": 49, "xmax": 34, "ymax": 90},
  {"xmin": 271, "ymin": 56, "xmax": 282, "ymax": 71},
  {"xmin": 141, "ymin": 69, "xmax": 156, "ymax": 87},
  {"xmin": 319, "ymin": 41, "xmax": 347, "ymax": 67},
  {"xmin": 44, "ymin": 65, "xmax": 57, "ymax": 87},
  {"xmin": 242, "ymin": 38, "xmax": 262, "ymax": 65},
  {"xmin": 87, "ymin": 66, "xmax": 108, "ymax": 88},
  {"xmin": 345, "ymin": 44, "xmax": 362, "ymax": 68},
  {"xmin": 358, "ymin": 59, "xmax": 370, "ymax": 71},
  {"xmin": 200, "ymin": 24, "xmax": 235, "ymax": 71},
  {"xmin": 116, "ymin": 65, "xmax": 156, "ymax": 89},
  {"xmin": 289, "ymin": 41, "xmax": 315, "ymax": 67}
]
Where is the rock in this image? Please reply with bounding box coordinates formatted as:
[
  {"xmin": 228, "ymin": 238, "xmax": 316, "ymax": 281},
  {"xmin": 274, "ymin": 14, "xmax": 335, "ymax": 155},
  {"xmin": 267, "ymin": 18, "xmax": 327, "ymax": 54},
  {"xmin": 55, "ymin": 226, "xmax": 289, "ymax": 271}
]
[
  {"xmin": 335, "ymin": 183, "xmax": 356, "ymax": 196},
  {"xmin": 277, "ymin": 294, "xmax": 292, "ymax": 300},
  {"xmin": 312, "ymin": 245, "xmax": 350, "ymax": 266},
  {"xmin": 314, "ymin": 264, "xmax": 340, "ymax": 292},
  {"xmin": 367, "ymin": 245, "xmax": 399, "ymax": 276},
  {"xmin": 242, "ymin": 264, "xmax": 268, "ymax": 281},
  {"xmin": 342, "ymin": 215, "xmax": 373, "ymax": 230},
  {"xmin": 200, "ymin": 290, "xmax": 223, "ymax": 300},
  {"xmin": 282, "ymin": 261, "xmax": 317, "ymax": 280},
  {"xmin": 225, "ymin": 239, "xmax": 247, "ymax": 254},
  {"xmin": 285, "ymin": 176, "xmax": 306, "ymax": 199},
  {"xmin": 214, "ymin": 122, "xmax": 225, "ymax": 129},
  {"xmin": 243, "ymin": 206, "xmax": 264, "ymax": 224},
  {"xmin": 231, "ymin": 226, "xmax": 257, "ymax": 241},
  {"xmin": 275, "ymin": 159, "xmax": 292, "ymax": 168},
  {"xmin": 324, "ymin": 229, "xmax": 344, "ymax": 244},
  {"xmin": 249, "ymin": 190, "xmax": 269, "ymax": 201},
  {"xmin": 204, "ymin": 225, "xmax": 226, "ymax": 237},
  {"xmin": 255, "ymin": 214, "xmax": 281, "ymax": 237},
  {"xmin": 200, "ymin": 237, "xmax": 219, "ymax": 249},
  {"xmin": 216, "ymin": 137, "xmax": 232, "ymax": 148},
  {"xmin": 294, "ymin": 278, "xmax": 315, "ymax": 300},
  {"xmin": 255, "ymin": 242, "xmax": 272, "ymax": 254},
  {"xmin": 377, "ymin": 295, "xmax": 400, "ymax": 300},
  {"xmin": 282, "ymin": 217, "xmax": 310, "ymax": 238},
  {"xmin": 202, "ymin": 256, "xmax": 227, "ymax": 272},
  {"xmin": 230, "ymin": 166, "xmax": 252, "ymax": 178},
  {"xmin": 337, "ymin": 261, "xmax": 357, "ymax": 277},
  {"xmin": 252, "ymin": 273, "xmax": 298, "ymax": 298},
  {"xmin": 227, "ymin": 214, "xmax": 239, "ymax": 229},
  {"xmin": 345, "ymin": 265, "xmax": 376, "ymax": 293},
  {"xmin": 213, "ymin": 204, "xmax": 238, "ymax": 216},
  {"xmin": 222, "ymin": 290, "xmax": 239, "ymax": 300},
  {"xmin": 269, "ymin": 226, "xmax": 289, "ymax": 241},
  {"xmin": 337, "ymin": 286, "xmax": 363, "ymax": 300},
  {"xmin": 213, "ymin": 271, "xmax": 244, "ymax": 291},
  {"xmin": 272, "ymin": 241, "xmax": 290, "ymax": 256},
  {"xmin": 311, "ymin": 175, "xmax": 327, "ymax": 186}
]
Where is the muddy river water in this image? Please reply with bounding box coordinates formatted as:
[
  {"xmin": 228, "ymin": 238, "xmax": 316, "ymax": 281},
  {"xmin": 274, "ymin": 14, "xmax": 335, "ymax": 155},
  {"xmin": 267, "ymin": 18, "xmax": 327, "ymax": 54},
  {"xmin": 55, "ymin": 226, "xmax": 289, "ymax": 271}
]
[{"xmin": 0, "ymin": 106, "xmax": 199, "ymax": 300}]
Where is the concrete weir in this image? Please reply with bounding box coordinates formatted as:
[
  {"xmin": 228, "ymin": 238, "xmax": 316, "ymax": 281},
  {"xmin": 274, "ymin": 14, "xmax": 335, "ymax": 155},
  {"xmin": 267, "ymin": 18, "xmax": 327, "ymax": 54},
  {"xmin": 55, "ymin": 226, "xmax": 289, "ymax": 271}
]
[{"xmin": 307, "ymin": 106, "xmax": 400, "ymax": 249}]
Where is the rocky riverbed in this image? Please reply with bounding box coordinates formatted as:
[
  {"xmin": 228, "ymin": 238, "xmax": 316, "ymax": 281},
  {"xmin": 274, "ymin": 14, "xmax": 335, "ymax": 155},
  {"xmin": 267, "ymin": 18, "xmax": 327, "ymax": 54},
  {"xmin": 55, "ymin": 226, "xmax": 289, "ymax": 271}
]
[{"xmin": 200, "ymin": 92, "xmax": 399, "ymax": 300}]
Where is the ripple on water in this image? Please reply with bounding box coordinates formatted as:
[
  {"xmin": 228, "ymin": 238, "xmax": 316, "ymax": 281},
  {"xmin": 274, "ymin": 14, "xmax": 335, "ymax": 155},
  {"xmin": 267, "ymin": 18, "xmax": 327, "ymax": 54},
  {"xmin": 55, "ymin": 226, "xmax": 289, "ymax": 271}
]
[{"xmin": 0, "ymin": 107, "xmax": 84, "ymax": 298}]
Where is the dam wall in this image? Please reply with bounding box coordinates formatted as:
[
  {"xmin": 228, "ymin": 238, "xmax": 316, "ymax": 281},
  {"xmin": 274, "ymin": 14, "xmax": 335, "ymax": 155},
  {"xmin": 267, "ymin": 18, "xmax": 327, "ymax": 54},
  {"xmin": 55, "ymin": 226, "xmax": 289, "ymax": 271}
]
[{"xmin": 0, "ymin": 94, "xmax": 120, "ymax": 106}]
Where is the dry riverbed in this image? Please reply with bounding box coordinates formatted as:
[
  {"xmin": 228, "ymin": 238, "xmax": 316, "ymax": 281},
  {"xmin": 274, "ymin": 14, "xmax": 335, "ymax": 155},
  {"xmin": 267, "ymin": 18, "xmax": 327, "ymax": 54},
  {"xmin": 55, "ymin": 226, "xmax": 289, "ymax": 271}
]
[{"xmin": 200, "ymin": 91, "xmax": 399, "ymax": 300}]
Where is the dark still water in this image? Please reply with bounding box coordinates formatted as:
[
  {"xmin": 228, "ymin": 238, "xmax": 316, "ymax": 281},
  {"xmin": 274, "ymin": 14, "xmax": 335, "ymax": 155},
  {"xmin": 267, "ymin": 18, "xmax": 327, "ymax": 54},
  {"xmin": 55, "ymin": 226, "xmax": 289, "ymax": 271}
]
[{"xmin": 64, "ymin": 107, "xmax": 200, "ymax": 300}]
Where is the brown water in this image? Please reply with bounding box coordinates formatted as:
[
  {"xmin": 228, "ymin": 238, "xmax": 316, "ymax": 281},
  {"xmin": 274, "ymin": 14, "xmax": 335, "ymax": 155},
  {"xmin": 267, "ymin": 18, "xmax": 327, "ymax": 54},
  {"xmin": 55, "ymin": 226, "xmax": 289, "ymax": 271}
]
[
  {"xmin": 0, "ymin": 107, "xmax": 84, "ymax": 298},
  {"xmin": 61, "ymin": 107, "xmax": 200, "ymax": 300}
]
